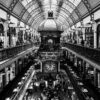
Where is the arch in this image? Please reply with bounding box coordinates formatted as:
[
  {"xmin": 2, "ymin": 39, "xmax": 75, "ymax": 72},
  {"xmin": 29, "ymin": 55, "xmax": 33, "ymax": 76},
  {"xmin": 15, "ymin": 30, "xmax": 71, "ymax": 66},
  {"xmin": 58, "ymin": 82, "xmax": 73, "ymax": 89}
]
[
  {"xmin": 29, "ymin": 13, "xmax": 44, "ymax": 25},
  {"xmin": 31, "ymin": 16, "xmax": 44, "ymax": 28},
  {"xmin": 0, "ymin": 23, "xmax": 4, "ymax": 36},
  {"xmin": 20, "ymin": 0, "xmax": 80, "ymax": 23},
  {"xmin": 81, "ymin": 0, "xmax": 91, "ymax": 13},
  {"xmin": 57, "ymin": 13, "xmax": 71, "ymax": 26},
  {"xmin": 32, "ymin": 16, "xmax": 44, "ymax": 26},
  {"xmin": 97, "ymin": 24, "xmax": 100, "ymax": 48},
  {"xmin": 27, "ymin": 6, "xmax": 72, "ymax": 26}
]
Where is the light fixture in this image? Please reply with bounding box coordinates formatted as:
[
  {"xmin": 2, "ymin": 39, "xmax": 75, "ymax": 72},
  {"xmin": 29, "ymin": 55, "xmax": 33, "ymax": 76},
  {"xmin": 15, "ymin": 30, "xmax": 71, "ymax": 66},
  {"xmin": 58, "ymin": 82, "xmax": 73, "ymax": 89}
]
[{"xmin": 5, "ymin": 98, "xmax": 11, "ymax": 100}]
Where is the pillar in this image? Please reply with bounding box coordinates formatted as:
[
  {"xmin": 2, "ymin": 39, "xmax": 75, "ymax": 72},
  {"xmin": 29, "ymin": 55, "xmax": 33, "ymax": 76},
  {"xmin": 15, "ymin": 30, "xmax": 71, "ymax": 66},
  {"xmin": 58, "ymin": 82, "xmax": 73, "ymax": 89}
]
[
  {"xmin": 82, "ymin": 60, "xmax": 86, "ymax": 79},
  {"xmin": 97, "ymin": 71, "xmax": 100, "ymax": 89},
  {"xmin": 81, "ymin": 21, "xmax": 85, "ymax": 40},
  {"xmin": 5, "ymin": 67, "xmax": 9, "ymax": 85},
  {"xmin": 82, "ymin": 27, "xmax": 86, "ymax": 41},
  {"xmin": 23, "ymin": 24, "xmax": 26, "ymax": 43},
  {"xmin": 6, "ymin": 13, "xmax": 11, "ymax": 47},
  {"xmin": 90, "ymin": 14, "xmax": 97, "ymax": 48},
  {"xmin": 93, "ymin": 22, "xmax": 97, "ymax": 48},
  {"xmin": 3, "ymin": 19, "xmax": 9, "ymax": 48},
  {"xmin": 16, "ymin": 20, "xmax": 20, "ymax": 43},
  {"xmin": 74, "ymin": 56, "xmax": 77, "ymax": 67},
  {"xmin": 75, "ymin": 29, "xmax": 79, "ymax": 44},
  {"xmin": 94, "ymin": 68, "xmax": 98, "ymax": 87}
]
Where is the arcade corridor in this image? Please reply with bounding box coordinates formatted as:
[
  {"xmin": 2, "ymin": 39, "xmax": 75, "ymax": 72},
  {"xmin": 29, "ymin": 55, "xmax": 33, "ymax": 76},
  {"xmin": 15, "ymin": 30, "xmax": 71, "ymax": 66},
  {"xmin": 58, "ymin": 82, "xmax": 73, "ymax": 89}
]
[{"xmin": 0, "ymin": 0, "xmax": 100, "ymax": 100}]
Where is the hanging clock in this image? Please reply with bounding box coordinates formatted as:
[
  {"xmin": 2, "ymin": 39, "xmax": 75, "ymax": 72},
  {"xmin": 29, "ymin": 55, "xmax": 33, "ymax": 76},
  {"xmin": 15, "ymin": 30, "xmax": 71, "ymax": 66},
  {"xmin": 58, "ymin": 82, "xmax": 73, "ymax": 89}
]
[{"xmin": 43, "ymin": 61, "xmax": 57, "ymax": 73}]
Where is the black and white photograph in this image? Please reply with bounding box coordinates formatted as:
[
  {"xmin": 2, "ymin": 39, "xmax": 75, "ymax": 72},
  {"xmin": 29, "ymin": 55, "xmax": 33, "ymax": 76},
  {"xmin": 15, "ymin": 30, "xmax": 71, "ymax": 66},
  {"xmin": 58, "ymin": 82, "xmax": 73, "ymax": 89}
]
[{"xmin": 0, "ymin": 0, "xmax": 100, "ymax": 100}]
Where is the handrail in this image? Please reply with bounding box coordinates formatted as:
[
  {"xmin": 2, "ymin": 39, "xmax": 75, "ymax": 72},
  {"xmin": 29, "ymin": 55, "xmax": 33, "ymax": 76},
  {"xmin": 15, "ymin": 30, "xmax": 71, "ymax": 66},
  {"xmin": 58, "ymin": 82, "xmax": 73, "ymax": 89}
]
[
  {"xmin": 62, "ymin": 43, "xmax": 100, "ymax": 65},
  {"xmin": 10, "ymin": 67, "xmax": 34, "ymax": 100},
  {"xmin": 10, "ymin": 75, "xmax": 29, "ymax": 100},
  {"xmin": 0, "ymin": 43, "xmax": 34, "ymax": 61},
  {"xmin": 62, "ymin": 65, "xmax": 87, "ymax": 100}
]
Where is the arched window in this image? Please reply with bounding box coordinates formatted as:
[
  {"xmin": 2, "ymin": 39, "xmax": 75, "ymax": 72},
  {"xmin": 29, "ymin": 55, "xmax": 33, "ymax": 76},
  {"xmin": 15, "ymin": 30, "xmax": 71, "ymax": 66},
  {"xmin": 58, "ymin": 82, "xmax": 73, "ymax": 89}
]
[
  {"xmin": 0, "ymin": 24, "xmax": 4, "ymax": 36},
  {"xmin": 97, "ymin": 24, "xmax": 100, "ymax": 48}
]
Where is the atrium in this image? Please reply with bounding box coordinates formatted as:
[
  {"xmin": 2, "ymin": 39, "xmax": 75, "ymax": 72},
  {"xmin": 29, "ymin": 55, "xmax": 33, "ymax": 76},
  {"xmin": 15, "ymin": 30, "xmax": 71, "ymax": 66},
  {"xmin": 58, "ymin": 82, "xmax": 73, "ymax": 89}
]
[{"xmin": 0, "ymin": 0, "xmax": 100, "ymax": 100}]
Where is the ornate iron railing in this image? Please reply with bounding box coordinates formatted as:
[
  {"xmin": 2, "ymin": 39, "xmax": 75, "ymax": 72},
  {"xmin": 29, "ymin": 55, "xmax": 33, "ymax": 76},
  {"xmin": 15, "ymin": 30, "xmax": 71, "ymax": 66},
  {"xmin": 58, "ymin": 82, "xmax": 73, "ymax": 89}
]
[
  {"xmin": 0, "ymin": 44, "xmax": 34, "ymax": 61},
  {"xmin": 62, "ymin": 43, "xmax": 100, "ymax": 65}
]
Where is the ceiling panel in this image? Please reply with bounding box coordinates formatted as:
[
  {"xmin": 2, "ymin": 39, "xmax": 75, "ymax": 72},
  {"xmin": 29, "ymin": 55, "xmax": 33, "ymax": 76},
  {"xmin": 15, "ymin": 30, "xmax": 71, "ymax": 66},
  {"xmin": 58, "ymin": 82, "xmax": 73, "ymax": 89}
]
[
  {"xmin": 0, "ymin": 0, "xmax": 13, "ymax": 8},
  {"xmin": 68, "ymin": 17, "xmax": 73, "ymax": 24},
  {"xmin": 27, "ymin": 3, "xmax": 38, "ymax": 13},
  {"xmin": 25, "ymin": 0, "xmax": 36, "ymax": 9},
  {"xmin": 13, "ymin": 2, "xmax": 24, "ymax": 16},
  {"xmin": 28, "ymin": 16, "xmax": 34, "ymax": 24},
  {"xmin": 78, "ymin": 2, "xmax": 88, "ymax": 16},
  {"xmin": 69, "ymin": 0, "xmax": 81, "ymax": 6},
  {"xmin": 62, "ymin": 3, "xmax": 73, "ymax": 13},
  {"xmin": 22, "ymin": 11, "xmax": 29, "ymax": 20},
  {"xmin": 71, "ymin": 11, "xmax": 79, "ymax": 21},
  {"xmin": 88, "ymin": 0, "xmax": 100, "ymax": 8}
]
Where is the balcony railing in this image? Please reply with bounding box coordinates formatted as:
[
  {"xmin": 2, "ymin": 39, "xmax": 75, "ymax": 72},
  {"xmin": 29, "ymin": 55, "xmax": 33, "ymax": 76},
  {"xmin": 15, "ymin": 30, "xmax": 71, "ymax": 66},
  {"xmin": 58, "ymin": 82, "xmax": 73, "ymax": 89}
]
[
  {"xmin": 0, "ymin": 44, "xmax": 34, "ymax": 62},
  {"xmin": 62, "ymin": 43, "xmax": 100, "ymax": 65},
  {"xmin": 62, "ymin": 65, "xmax": 89, "ymax": 100}
]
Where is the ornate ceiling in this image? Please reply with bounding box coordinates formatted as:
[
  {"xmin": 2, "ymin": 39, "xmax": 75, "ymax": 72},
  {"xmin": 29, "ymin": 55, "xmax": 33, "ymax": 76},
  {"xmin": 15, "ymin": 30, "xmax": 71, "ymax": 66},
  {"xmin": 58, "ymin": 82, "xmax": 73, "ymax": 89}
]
[{"xmin": 0, "ymin": 0, "xmax": 100, "ymax": 30}]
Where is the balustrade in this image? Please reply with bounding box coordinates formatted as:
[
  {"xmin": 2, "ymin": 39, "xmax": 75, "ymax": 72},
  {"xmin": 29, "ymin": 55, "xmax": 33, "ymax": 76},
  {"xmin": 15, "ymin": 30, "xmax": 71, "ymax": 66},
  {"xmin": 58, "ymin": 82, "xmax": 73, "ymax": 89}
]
[
  {"xmin": 63, "ymin": 43, "xmax": 100, "ymax": 65},
  {"xmin": 0, "ymin": 44, "xmax": 34, "ymax": 61}
]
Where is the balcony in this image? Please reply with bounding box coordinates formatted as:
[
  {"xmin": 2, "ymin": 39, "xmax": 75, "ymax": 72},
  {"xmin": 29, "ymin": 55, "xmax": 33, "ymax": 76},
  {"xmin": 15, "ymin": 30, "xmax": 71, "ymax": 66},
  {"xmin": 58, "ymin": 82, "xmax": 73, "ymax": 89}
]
[
  {"xmin": 62, "ymin": 43, "xmax": 100, "ymax": 67},
  {"xmin": 0, "ymin": 44, "xmax": 34, "ymax": 62}
]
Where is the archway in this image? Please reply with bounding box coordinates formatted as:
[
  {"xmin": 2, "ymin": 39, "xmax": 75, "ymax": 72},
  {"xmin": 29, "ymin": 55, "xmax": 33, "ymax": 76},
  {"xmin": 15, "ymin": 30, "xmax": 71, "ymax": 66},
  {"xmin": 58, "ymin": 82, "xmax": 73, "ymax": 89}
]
[
  {"xmin": 0, "ymin": 23, "xmax": 4, "ymax": 36},
  {"xmin": 97, "ymin": 24, "xmax": 100, "ymax": 48}
]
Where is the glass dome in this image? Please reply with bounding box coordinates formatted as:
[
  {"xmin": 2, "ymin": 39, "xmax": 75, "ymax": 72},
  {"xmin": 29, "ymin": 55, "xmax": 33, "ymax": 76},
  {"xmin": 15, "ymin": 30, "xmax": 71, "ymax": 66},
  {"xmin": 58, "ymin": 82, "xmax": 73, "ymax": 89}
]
[{"xmin": 38, "ymin": 18, "xmax": 63, "ymax": 31}]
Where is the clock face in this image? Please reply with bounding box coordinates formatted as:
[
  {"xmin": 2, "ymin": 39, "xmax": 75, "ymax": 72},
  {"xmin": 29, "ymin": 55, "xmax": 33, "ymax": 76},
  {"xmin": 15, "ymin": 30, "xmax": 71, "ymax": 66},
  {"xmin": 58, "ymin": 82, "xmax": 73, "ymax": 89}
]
[
  {"xmin": 43, "ymin": 61, "xmax": 57, "ymax": 73},
  {"xmin": 45, "ymin": 63, "xmax": 55, "ymax": 71}
]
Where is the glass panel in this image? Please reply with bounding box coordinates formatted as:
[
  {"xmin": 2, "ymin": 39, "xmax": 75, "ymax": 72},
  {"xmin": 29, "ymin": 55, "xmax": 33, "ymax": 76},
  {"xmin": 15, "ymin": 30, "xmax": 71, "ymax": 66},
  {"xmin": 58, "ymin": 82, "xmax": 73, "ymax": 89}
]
[
  {"xmin": 64, "ymin": 0, "xmax": 75, "ymax": 9},
  {"xmin": 0, "ymin": 0, "xmax": 13, "ymax": 7},
  {"xmin": 31, "ymin": 11, "xmax": 41, "ymax": 17},
  {"xmin": 60, "ymin": 11, "xmax": 69, "ymax": 17},
  {"xmin": 13, "ymin": 2, "xmax": 23, "ymax": 16},
  {"xmin": 21, "ymin": 0, "xmax": 27, "ymax": 6},
  {"xmin": 57, "ymin": 16, "xmax": 65, "ymax": 22},
  {"xmin": 27, "ymin": 3, "xmax": 38, "ymax": 13},
  {"xmin": 69, "ymin": 0, "xmax": 81, "ymax": 6},
  {"xmin": 0, "ymin": 9, "xmax": 7, "ymax": 20},
  {"xmin": 62, "ymin": 3, "xmax": 73, "ymax": 13},
  {"xmin": 32, "ymin": 19, "xmax": 43, "ymax": 27},
  {"xmin": 19, "ymin": 0, "xmax": 82, "ymax": 28},
  {"xmin": 21, "ymin": 0, "xmax": 32, "ymax": 6},
  {"xmin": 57, "ymin": 16, "xmax": 69, "ymax": 26}
]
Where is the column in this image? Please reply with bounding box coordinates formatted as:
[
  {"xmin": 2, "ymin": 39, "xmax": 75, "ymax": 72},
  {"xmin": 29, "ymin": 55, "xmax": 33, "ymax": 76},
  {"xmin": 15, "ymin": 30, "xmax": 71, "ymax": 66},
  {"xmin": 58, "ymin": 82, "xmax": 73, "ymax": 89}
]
[
  {"xmin": 6, "ymin": 13, "xmax": 11, "ymax": 47},
  {"xmin": 91, "ymin": 14, "xmax": 97, "ymax": 48},
  {"xmin": 94, "ymin": 68, "xmax": 98, "ymax": 87},
  {"xmin": 5, "ymin": 67, "xmax": 9, "ymax": 85},
  {"xmin": 23, "ymin": 24, "xmax": 26, "ymax": 43},
  {"xmin": 16, "ymin": 20, "xmax": 20, "ymax": 45},
  {"xmin": 82, "ymin": 27, "xmax": 86, "ymax": 41},
  {"xmin": 82, "ymin": 60, "xmax": 86, "ymax": 79},
  {"xmin": 79, "ymin": 59, "xmax": 83, "ymax": 77},
  {"xmin": 93, "ymin": 22, "xmax": 97, "ymax": 48},
  {"xmin": 97, "ymin": 71, "xmax": 100, "ymax": 89},
  {"xmin": 75, "ymin": 29, "xmax": 79, "ymax": 44},
  {"xmin": 74, "ymin": 56, "xmax": 77, "ymax": 67},
  {"xmin": 81, "ymin": 21, "xmax": 85, "ymax": 40},
  {"xmin": 3, "ymin": 17, "xmax": 8, "ymax": 48}
]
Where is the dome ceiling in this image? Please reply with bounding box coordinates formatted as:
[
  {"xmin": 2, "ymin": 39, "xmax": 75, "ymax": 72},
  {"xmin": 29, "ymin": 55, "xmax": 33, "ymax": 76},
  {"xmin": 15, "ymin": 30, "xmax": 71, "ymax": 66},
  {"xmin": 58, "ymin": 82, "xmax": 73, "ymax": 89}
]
[
  {"xmin": 0, "ymin": 0, "xmax": 100, "ymax": 31},
  {"xmin": 20, "ymin": 0, "xmax": 81, "ymax": 30},
  {"xmin": 38, "ymin": 19, "xmax": 63, "ymax": 31}
]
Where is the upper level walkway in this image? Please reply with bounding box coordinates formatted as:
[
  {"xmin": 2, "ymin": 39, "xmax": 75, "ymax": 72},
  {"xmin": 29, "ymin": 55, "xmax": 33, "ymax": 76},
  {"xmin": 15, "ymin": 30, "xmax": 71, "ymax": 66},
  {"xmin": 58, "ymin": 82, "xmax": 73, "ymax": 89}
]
[
  {"xmin": 0, "ymin": 43, "xmax": 39, "ymax": 71},
  {"xmin": 62, "ymin": 43, "xmax": 100, "ymax": 70},
  {"xmin": 0, "ymin": 44, "xmax": 34, "ymax": 62}
]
